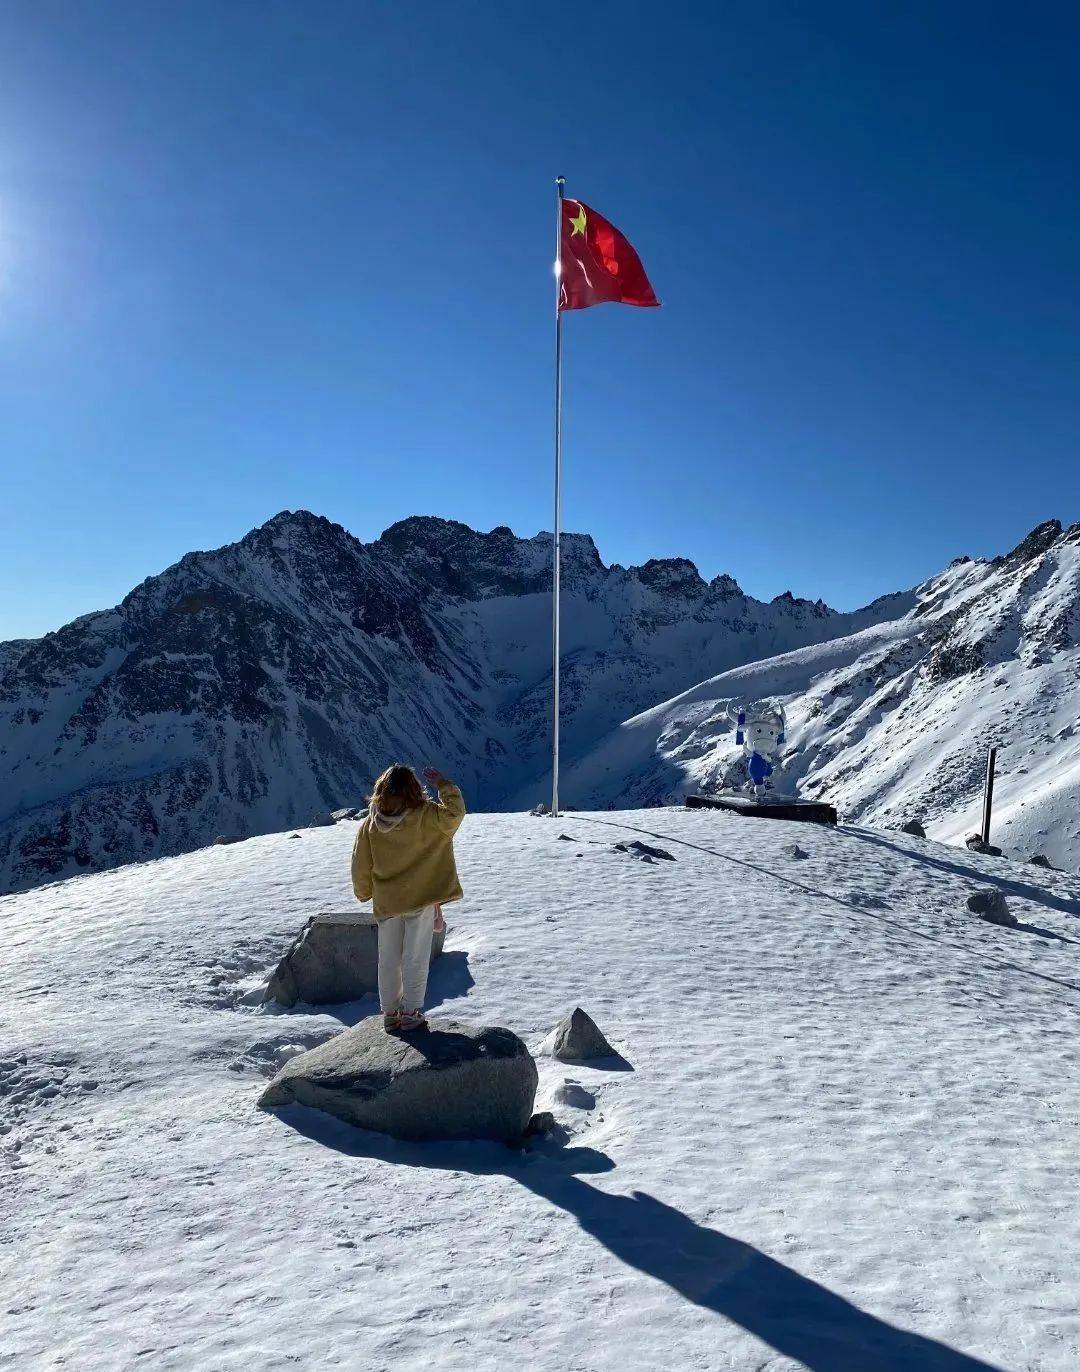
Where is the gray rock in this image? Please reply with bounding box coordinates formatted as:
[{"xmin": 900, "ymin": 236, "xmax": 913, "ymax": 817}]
[
  {"xmin": 551, "ymin": 1007, "xmax": 616, "ymax": 1062},
  {"xmin": 1028, "ymin": 853, "xmax": 1055, "ymax": 869},
  {"xmin": 213, "ymin": 834, "xmax": 243, "ymax": 846},
  {"xmin": 308, "ymin": 812, "xmax": 336, "ymax": 828},
  {"xmin": 966, "ymin": 889, "xmax": 1017, "ymax": 926},
  {"xmin": 258, "ymin": 1018, "xmax": 538, "ymax": 1142},
  {"xmin": 787, "ymin": 843, "xmax": 809, "ymax": 859},
  {"xmin": 264, "ymin": 911, "xmax": 446, "ymax": 1007},
  {"xmin": 965, "ymin": 834, "xmax": 1003, "ymax": 857},
  {"xmin": 900, "ymin": 819, "xmax": 926, "ymax": 838},
  {"xmin": 331, "ymin": 806, "xmax": 363, "ymax": 822},
  {"xmin": 524, "ymin": 1111, "xmax": 556, "ymax": 1136}
]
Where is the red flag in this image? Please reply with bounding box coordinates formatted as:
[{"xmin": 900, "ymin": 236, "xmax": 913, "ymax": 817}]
[{"xmin": 558, "ymin": 198, "xmax": 659, "ymax": 312}]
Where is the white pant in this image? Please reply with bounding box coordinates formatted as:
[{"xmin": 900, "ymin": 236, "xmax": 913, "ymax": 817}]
[{"xmin": 377, "ymin": 906, "xmax": 436, "ymax": 1013}]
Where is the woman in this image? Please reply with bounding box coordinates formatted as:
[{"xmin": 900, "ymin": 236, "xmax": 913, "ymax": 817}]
[{"xmin": 351, "ymin": 765, "xmax": 466, "ymax": 1032}]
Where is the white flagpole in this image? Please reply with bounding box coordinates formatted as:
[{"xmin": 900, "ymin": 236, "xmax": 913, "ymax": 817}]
[{"xmin": 551, "ymin": 175, "xmax": 565, "ymax": 818}]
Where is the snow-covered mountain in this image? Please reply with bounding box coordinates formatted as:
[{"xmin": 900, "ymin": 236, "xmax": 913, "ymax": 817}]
[
  {"xmin": 0, "ymin": 510, "xmax": 905, "ymax": 894},
  {"xmin": 561, "ymin": 519, "xmax": 1080, "ymax": 868}
]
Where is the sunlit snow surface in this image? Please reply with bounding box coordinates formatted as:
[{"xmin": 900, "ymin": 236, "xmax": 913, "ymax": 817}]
[{"xmin": 5, "ymin": 812, "xmax": 1080, "ymax": 1369}]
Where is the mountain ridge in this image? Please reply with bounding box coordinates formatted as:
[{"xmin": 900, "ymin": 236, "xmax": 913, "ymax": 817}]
[{"xmin": 0, "ymin": 508, "xmax": 912, "ymax": 893}]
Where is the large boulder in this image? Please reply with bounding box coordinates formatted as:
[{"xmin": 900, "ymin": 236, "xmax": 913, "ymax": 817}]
[
  {"xmin": 264, "ymin": 911, "xmax": 446, "ymax": 1007},
  {"xmin": 258, "ymin": 1018, "xmax": 538, "ymax": 1142},
  {"xmin": 550, "ymin": 1007, "xmax": 616, "ymax": 1062},
  {"xmin": 899, "ymin": 819, "xmax": 926, "ymax": 838}
]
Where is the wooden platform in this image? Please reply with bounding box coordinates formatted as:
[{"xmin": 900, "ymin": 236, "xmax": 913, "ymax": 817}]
[{"xmin": 685, "ymin": 794, "xmax": 838, "ymax": 825}]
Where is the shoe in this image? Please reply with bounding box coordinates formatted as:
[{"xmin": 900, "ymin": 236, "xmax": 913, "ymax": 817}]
[
  {"xmin": 383, "ymin": 1010, "xmax": 403, "ymax": 1033},
  {"xmin": 397, "ymin": 1009, "xmax": 428, "ymax": 1032}
]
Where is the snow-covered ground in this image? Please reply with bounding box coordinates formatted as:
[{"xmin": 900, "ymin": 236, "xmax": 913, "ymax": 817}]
[{"xmin": 5, "ymin": 809, "xmax": 1080, "ymax": 1370}]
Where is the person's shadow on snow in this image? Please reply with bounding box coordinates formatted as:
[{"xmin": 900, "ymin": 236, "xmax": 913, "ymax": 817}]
[
  {"xmin": 280, "ymin": 1107, "xmax": 1003, "ymax": 1372},
  {"xmin": 517, "ymin": 1174, "xmax": 1005, "ymax": 1372}
]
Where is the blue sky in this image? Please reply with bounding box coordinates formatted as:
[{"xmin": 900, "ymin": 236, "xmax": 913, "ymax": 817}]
[{"xmin": 2, "ymin": 1, "xmax": 1078, "ymax": 639}]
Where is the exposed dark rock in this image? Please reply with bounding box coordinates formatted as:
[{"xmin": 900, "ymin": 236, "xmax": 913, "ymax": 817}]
[
  {"xmin": 213, "ymin": 834, "xmax": 244, "ymax": 846},
  {"xmin": 1028, "ymin": 853, "xmax": 1055, "ymax": 869},
  {"xmin": 900, "ymin": 819, "xmax": 926, "ymax": 838},
  {"xmin": 613, "ymin": 840, "xmax": 676, "ymax": 862},
  {"xmin": 966, "ymin": 834, "xmax": 1003, "ymax": 857}
]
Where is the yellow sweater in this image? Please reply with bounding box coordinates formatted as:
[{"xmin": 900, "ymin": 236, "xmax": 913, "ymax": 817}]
[{"xmin": 350, "ymin": 781, "xmax": 466, "ymax": 920}]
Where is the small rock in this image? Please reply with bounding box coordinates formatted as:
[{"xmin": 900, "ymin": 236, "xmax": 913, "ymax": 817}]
[
  {"xmin": 288, "ymin": 833, "xmax": 302, "ymax": 840},
  {"xmin": 331, "ymin": 806, "xmax": 363, "ymax": 822},
  {"xmin": 213, "ymin": 834, "xmax": 243, "ymax": 846},
  {"xmin": 966, "ymin": 889, "xmax": 1017, "ymax": 927},
  {"xmin": 965, "ymin": 834, "xmax": 1003, "ymax": 857},
  {"xmin": 308, "ymin": 812, "xmax": 336, "ymax": 828},
  {"xmin": 900, "ymin": 819, "xmax": 926, "ymax": 838},
  {"xmin": 1028, "ymin": 854, "xmax": 1055, "ymax": 870},
  {"xmin": 557, "ymin": 834, "xmax": 574, "ymax": 842},
  {"xmin": 530, "ymin": 803, "xmax": 551, "ymax": 817},
  {"xmin": 551, "ymin": 1008, "xmax": 616, "ymax": 1063},
  {"xmin": 787, "ymin": 843, "xmax": 809, "ymax": 860},
  {"xmin": 627, "ymin": 840, "xmax": 675, "ymax": 861},
  {"xmin": 612, "ymin": 840, "xmax": 675, "ymax": 862},
  {"xmin": 524, "ymin": 1111, "xmax": 556, "ymax": 1136}
]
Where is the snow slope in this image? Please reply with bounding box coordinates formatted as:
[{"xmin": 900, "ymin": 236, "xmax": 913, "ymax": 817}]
[
  {"xmin": 560, "ymin": 520, "xmax": 1080, "ymax": 869},
  {"xmin": 0, "ymin": 510, "xmax": 906, "ymax": 895},
  {"xmin": 5, "ymin": 808, "xmax": 1080, "ymax": 1370}
]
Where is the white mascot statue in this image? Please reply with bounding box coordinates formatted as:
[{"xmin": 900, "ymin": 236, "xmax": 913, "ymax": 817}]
[{"xmin": 728, "ymin": 701, "xmax": 787, "ymax": 799}]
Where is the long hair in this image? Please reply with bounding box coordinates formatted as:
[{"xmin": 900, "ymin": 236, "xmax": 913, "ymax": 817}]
[{"xmin": 369, "ymin": 764, "xmax": 426, "ymax": 816}]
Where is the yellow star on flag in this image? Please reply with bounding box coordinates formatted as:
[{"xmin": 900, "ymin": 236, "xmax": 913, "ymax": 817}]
[{"xmin": 569, "ymin": 205, "xmax": 587, "ymax": 237}]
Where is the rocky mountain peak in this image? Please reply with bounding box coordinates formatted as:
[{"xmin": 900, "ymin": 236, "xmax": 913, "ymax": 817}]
[
  {"xmin": 634, "ymin": 557, "xmax": 707, "ymax": 596},
  {"xmin": 995, "ymin": 519, "xmax": 1063, "ymax": 567},
  {"xmin": 707, "ymin": 573, "xmax": 744, "ymax": 599}
]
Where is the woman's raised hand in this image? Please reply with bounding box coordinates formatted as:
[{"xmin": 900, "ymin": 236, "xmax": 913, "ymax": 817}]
[{"xmin": 423, "ymin": 767, "xmax": 447, "ymax": 788}]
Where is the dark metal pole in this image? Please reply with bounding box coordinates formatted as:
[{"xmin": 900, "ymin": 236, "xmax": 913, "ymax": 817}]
[{"xmin": 980, "ymin": 745, "xmax": 997, "ymax": 847}]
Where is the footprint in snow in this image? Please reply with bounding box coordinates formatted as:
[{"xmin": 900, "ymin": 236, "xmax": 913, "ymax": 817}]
[{"xmin": 229, "ymin": 1029, "xmax": 338, "ymax": 1077}]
